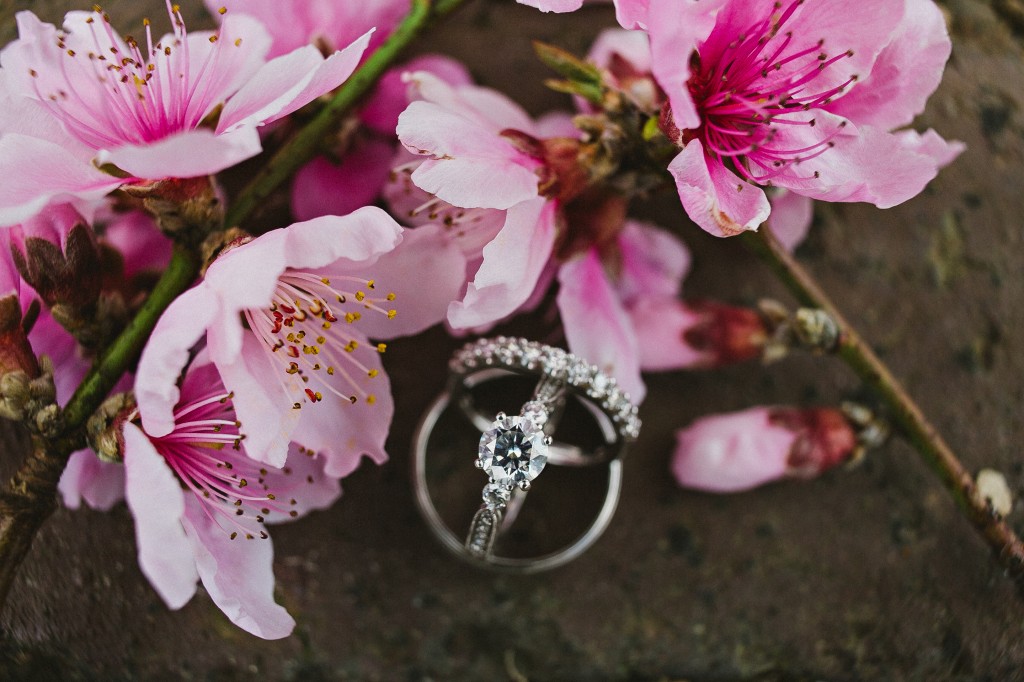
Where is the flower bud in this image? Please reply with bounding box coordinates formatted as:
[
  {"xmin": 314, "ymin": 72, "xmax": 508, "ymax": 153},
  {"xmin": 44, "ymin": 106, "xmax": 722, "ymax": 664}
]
[
  {"xmin": 672, "ymin": 406, "xmax": 858, "ymax": 493},
  {"xmin": 629, "ymin": 297, "xmax": 770, "ymax": 370},
  {"xmin": 86, "ymin": 392, "xmax": 136, "ymax": 463},
  {"xmin": 9, "ymin": 205, "xmax": 101, "ymax": 311}
]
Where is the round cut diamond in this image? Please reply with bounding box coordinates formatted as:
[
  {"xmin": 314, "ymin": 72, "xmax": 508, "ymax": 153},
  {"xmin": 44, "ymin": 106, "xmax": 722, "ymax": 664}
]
[{"xmin": 478, "ymin": 414, "xmax": 548, "ymax": 486}]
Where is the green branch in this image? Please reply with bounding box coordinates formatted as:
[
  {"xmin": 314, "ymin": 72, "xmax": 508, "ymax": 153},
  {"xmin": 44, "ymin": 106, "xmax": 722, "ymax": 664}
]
[{"xmin": 742, "ymin": 227, "xmax": 1024, "ymax": 593}]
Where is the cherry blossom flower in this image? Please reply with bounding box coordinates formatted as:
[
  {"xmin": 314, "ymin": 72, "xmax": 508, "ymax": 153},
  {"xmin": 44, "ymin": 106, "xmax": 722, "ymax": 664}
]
[
  {"xmin": 672, "ymin": 405, "xmax": 857, "ymax": 493},
  {"xmin": 207, "ymin": 0, "xmax": 407, "ymax": 59},
  {"xmin": 136, "ymin": 207, "xmax": 464, "ymax": 473},
  {"xmin": 394, "ymin": 71, "xmax": 581, "ymax": 329},
  {"xmin": 124, "ymin": 360, "xmax": 341, "ymax": 639},
  {"xmin": 0, "ymin": 3, "xmax": 372, "ymax": 225},
  {"xmin": 639, "ymin": 0, "xmax": 963, "ymax": 237}
]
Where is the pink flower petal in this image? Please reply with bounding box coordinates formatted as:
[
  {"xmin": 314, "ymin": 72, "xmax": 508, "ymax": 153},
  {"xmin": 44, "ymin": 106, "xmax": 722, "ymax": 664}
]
[
  {"xmin": 217, "ymin": 30, "xmax": 373, "ymax": 133},
  {"xmin": 825, "ymin": 0, "xmax": 950, "ymax": 130},
  {"xmin": 557, "ymin": 250, "xmax": 644, "ymax": 401},
  {"xmin": 766, "ymin": 189, "xmax": 814, "ymax": 252},
  {"xmin": 136, "ymin": 286, "xmax": 219, "ymax": 439},
  {"xmin": 893, "ymin": 128, "xmax": 966, "ymax": 169},
  {"xmin": 99, "ymin": 210, "xmax": 173, "ymax": 276},
  {"xmin": 361, "ymin": 55, "xmax": 473, "ymax": 135},
  {"xmin": 645, "ymin": 0, "xmax": 728, "ymax": 130},
  {"xmin": 517, "ymin": 0, "xmax": 585, "ymax": 11},
  {"xmin": 123, "ymin": 423, "xmax": 199, "ymax": 609},
  {"xmin": 769, "ymin": 114, "xmax": 952, "ymax": 208},
  {"xmin": 588, "ymin": 28, "xmax": 652, "ymax": 73},
  {"xmin": 615, "ymin": 220, "xmax": 691, "ymax": 302},
  {"xmin": 99, "ymin": 127, "xmax": 263, "ymax": 180},
  {"xmin": 290, "ymin": 138, "xmax": 395, "ymax": 221},
  {"xmin": 627, "ymin": 297, "xmax": 712, "ymax": 370},
  {"xmin": 447, "ymin": 197, "xmax": 556, "ymax": 329},
  {"xmin": 669, "ymin": 141, "xmax": 770, "ymax": 237},
  {"xmin": 399, "ymin": 101, "xmax": 541, "ymax": 209},
  {"xmin": 212, "ymin": 331, "xmax": 300, "ymax": 468},
  {"xmin": 614, "ymin": 0, "xmax": 650, "ymax": 29},
  {"xmin": 405, "ymin": 71, "xmax": 537, "ymax": 133},
  {"xmin": 292, "ymin": 340, "xmax": 393, "ymax": 478},
  {"xmin": 58, "ymin": 450, "xmax": 125, "ymax": 511},
  {"xmin": 345, "ymin": 222, "xmax": 468, "ymax": 340},
  {"xmin": 261, "ymin": 444, "xmax": 343, "ymax": 524},
  {"xmin": 0, "ymin": 134, "xmax": 121, "ymax": 227},
  {"xmin": 180, "ymin": 497, "xmax": 295, "ymax": 640}
]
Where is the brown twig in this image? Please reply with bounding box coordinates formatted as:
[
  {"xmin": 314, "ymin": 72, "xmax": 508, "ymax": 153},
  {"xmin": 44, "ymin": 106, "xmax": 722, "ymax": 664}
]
[{"xmin": 742, "ymin": 226, "xmax": 1024, "ymax": 590}]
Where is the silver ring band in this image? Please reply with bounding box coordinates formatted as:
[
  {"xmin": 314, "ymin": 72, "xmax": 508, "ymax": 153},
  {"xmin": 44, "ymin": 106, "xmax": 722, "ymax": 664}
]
[{"xmin": 411, "ymin": 337, "xmax": 640, "ymax": 572}]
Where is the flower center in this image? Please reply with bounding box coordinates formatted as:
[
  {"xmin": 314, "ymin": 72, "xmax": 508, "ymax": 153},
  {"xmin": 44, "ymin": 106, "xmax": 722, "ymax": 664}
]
[
  {"xmin": 146, "ymin": 386, "xmax": 305, "ymax": 540},
  {"xmin": 686, "ymin": 0, "xmax": 858, "ymax": 184},
  {"xmin": 244, "ymin": 269, "xmax": 396, "ymax": 409},
  {"xmin": 28, "ymin": 2, "xmax": 239, "ymax": 150}
]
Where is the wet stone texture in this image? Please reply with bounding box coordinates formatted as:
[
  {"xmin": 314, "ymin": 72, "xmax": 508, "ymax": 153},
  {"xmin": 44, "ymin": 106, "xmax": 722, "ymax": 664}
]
[{"xmin": 2, "ymin": 0, "xmax": 1024, "ymax": 679}]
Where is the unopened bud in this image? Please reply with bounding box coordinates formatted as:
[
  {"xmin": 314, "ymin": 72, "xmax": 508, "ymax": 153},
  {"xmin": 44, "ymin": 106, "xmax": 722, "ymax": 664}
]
[
  {"xmin": 10, "ymin": 206, "xmax": 102, "ymax": 310},
  {"xmin": 793, "ymin": 308, "xmax": 841, "ymax": 352},
  {"xmin": 86, "ymin": 392, "xmax": 136, "ymax": 463},
  {"xmin": 630, "ymin": 297, "xmax": 771, "ymax": 370},
  {"xmin": 673, "ymin": 405, "xmax": 859, "ymax": 493},
  {"xmin": 0, "ymin": 295, "xmax": 40, "ymax": 377},
  {"xmin": 974, "ymin": 469, "xmax": 1013, "ymax": 518}
]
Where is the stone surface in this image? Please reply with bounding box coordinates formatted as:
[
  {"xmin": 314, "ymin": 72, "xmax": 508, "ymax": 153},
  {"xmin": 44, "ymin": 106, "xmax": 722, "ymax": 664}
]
[{"xmin": 2, "ymin": 0, "xmax": 1024, "ymax": 680}]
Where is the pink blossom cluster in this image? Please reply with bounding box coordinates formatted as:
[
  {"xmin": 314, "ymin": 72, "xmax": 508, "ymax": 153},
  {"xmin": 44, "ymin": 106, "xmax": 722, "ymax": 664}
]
[{"xmin": 0, "ymin": 0, "xmax": 962, "ymax": 638}]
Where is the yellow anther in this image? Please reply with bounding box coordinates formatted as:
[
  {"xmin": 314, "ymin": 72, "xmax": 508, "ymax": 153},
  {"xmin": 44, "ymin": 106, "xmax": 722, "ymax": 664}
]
[
  {"xmin": 322, "ymin": 321, "xmax": 332, "ymax": 330},
  {"xmin": 327, "ymin": 366, "xmax": 336, "ymax": 375},
  {"xmin": 317, "ymin": 336, "xmax": 326, "ymax": 344},
  {"xmin": 143, "ymin": 17, "xmax": 150, "ymax": 25},
  {"xmin": 344, "ymin": 340, "xmax": 358, "ymax": 353},
  {"xmin": 355, "ymin": 291, "xmax": 365, "ymax": 302},
  {"xmin": 366, "ymin": 280, "xmax": 376, "ymax": 289},
  {"xmin": 377, "ymin": 343, "xmax": 387, "ymax": 353},
  {"xmin": 367, "ymin": 369, "xmax": 379, "ymax": 378},
  {"xmin": 344, "ymin": 312, "xmax": 357, "ymax": 323},
  {"xmin": 218, "ymin": 5, "xmax": 227, "ymax": 13},
  {"xmin": 209, "ymin": 35, "xmax": 218, "ymax": 43},
  {"xmin": 386, "ymin": 292, "xmax": 396, "ymax": 301},
  {"xmin": 234, "ymin": 38, "xmax": 242, "ymax": 47},
  {"xmin": 321, "ymin": 277, "xmax": 331, "ymax": 284},
  {"xmin": 367, "ymin": 395, "xmax": 377, "ymax": 405},
  {"xmin": 387, "ymin": 309, "xmax": 397, "ymax": 319}
]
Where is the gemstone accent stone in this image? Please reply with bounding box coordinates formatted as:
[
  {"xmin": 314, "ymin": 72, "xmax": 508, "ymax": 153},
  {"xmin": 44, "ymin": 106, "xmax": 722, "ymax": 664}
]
[{"xmin": 478, "ymin": 414, "xmax": 548, "ymax": 487}]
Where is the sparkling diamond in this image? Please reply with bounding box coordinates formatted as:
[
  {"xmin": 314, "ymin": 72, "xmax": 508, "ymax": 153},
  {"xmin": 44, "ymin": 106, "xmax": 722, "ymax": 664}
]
[
  {"xmin": 478, "ymin": 414, "xmax": 548, "ymax": 486},
  {"xmin": 482, "ymin": 482, "xmax": 511, "ymax": 510}
]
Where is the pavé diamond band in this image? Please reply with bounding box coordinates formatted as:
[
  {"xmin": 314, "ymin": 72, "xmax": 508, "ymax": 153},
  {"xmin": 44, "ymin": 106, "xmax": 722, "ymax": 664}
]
[{"xmin": 412, "ymin": 337, "xmax": 641, "ymax": 572}]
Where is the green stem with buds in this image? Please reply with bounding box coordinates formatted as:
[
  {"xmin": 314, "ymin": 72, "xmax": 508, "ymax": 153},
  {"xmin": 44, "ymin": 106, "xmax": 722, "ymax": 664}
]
[{"xmin": 742, "ymin": 226, "xmax": 1024, "ymax": 592}]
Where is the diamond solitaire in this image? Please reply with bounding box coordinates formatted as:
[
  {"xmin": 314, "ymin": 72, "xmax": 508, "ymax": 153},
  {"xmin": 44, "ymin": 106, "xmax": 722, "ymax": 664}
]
[{"xmin": 477, "ymin": 412, "xmax": 550, "ymax": 493}]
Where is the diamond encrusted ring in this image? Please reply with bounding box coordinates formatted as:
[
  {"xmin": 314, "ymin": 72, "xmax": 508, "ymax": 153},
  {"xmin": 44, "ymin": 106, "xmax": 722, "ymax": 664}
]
[{"xmin": 412, "ymin": 337, "xmax": 640, "ymax": 572}]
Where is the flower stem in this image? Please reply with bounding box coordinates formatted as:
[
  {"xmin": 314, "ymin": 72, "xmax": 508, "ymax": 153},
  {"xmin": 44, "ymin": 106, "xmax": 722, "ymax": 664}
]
[
  {"xmin": 742, "ymin": 226, "xmax": 1024, "ymax": 590},
  {"xmin": 224, "ymin": 0, "xmax": 449, "ymax": 228}
]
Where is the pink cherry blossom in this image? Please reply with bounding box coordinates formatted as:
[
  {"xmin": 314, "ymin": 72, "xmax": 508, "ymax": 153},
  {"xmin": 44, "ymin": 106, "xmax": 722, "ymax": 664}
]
[
  {"xmin": 207, "ymin": 0, "xmax": 407, "ymax": 59},
  {"xmin": 394, "ymin": 71, "xmax": 580, "ymax": 329},
  {"xmin": 0, "ymin": 4, "xmax": 372, "ymax": 225},
  {"xmin": 641, "ymin": 0, "xmax": 963, "ymax": 237},
  {"xmin": 673, "ymin": 405, "xmax": 857, "ymax": 493},
  {"xmin": 123, "ymin": 360, "xmax": 341, "ymax": 639},
  {"xmin": 135, "ymin": 207, "xmax": 463, "ymax": 473}
]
